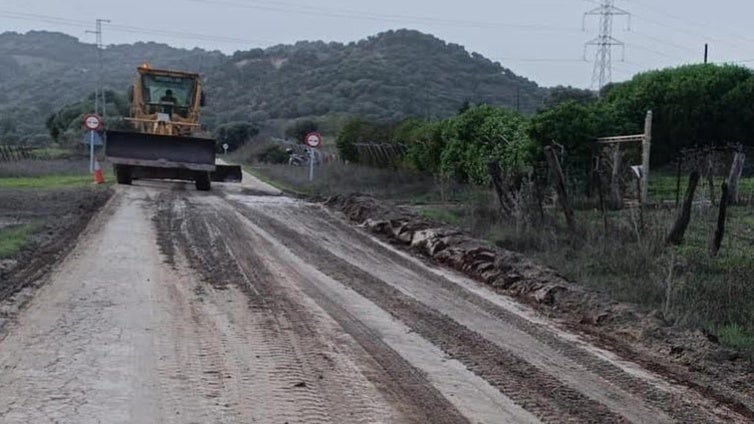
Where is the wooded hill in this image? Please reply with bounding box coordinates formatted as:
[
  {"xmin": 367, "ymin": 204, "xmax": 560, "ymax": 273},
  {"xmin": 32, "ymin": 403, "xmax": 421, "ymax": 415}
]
[{"xmin": 0, "ymin": 29, "xmax": 546, "ymax": 143}]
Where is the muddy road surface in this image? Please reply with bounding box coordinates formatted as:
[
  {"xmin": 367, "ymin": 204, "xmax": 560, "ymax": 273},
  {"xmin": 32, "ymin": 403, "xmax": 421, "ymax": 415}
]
[{"xmin": 0, "ymin": 174, "xmax": 747, "ymax": 423}]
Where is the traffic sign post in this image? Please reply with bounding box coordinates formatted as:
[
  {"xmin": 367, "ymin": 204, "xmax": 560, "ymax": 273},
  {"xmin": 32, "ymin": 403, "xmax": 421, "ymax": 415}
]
[
  {"xmin": 89, "ymin": 131, "xmax": 95, "ymax": 172},
  {"xmin": 304, "ymin": 132, "xmax": 322, "ymax": 148},
  {"xmin": 304, "ymin": 132, "xmax": 322, "ymax": 182},
  {"xmin": 83, "ymin": 114, "xmax": 103, "ymax": 131},
  {"xmin": 222, "ymin": 143, "xmax": 229, "ymax": 155},
  {"xmin": 83, "ymin": 114, "xmax": 103, "ymax": 173}
]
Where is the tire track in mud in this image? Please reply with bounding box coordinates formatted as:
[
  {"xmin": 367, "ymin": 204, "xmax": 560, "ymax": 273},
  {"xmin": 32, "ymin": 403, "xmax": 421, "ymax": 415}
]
[
  {"xmin": 227, "ymin": 195, "xmax": 742, "ymax": 424},
  {"xmin": 155, "ymin": 193, "xmax": 410, "ymax": 424},
  {"xmin": 224, "ymin": 200, "xmax": 622, "ymax": 424},
  {"xmin": 279, "ymin": 201, "xmax": 743, "ymax": 423},
  {"xmin": 208, "ymin": 212, "xmax": 473, "ymax": 424},
  {"xmin": 154, "ymin": 193, "xmax": 334, "ymax": 424}
]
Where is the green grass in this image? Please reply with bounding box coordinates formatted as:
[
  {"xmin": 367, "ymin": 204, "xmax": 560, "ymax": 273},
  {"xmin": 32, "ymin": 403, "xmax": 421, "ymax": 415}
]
[
  {"xmin": 718, "ymin": 324, "xmax": 754, "ymax": 355},
  {"xmin": 417, "ymin": 206, "xmax": 464, "ymax": 226},
  {"xmin": 32, "ymin": 146, "xmax": 73, "ymax": 159},
  {"xmin": 648, "ymin": 172, "xmax": 754, "ymax": 204},
  {"xmin": 242, "ymin": 165, "xmax": 313, "ymax": 197},
  {"xmin": 648, "ymin": 173, "xmax": 682, "ymax": 201},
  {"xmin": 0, "ymin": 224, "xmax": 37, "ymax": 258},
  {"xmin": 0, "ymin": 174, "xmax": 94, "ymax": 189}
]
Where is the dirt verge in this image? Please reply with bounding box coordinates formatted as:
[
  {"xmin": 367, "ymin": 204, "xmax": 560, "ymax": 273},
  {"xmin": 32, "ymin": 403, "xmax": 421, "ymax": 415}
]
[
  {"xmin": 0, "ymin": 187, "xmax": 113, "ymax": 301},
  {"xmin": 324, "ymin": 193, "xmax": 754, "ymax": 419}
]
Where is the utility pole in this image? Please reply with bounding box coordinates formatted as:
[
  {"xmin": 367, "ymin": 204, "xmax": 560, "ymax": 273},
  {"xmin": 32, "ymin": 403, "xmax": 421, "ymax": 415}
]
[
  {"xmin": 86, "ymin": 19, "xmax": 110, "ymax": 118},
  {"xmin": 704, "ymin": 43, "xmax": 709, "ymax": 64},
  {"xmin": 583, "ymin": 0, "xmax": 630, "ymax": 92}
]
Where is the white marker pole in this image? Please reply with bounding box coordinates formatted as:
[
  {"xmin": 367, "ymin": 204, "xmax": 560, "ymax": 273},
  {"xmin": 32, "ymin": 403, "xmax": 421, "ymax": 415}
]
[
  {"xmin": 309, "ymin": 148, "xmax": 314, "ymax": 181},
  {"xmin": 89, "ymin": 130, "xmax": 95, "ymax": 173}
]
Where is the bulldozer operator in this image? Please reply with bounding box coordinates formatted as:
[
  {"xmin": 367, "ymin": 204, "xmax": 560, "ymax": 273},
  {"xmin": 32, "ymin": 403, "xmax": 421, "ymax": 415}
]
[{"xmin": 160, "ymin": 89, "xmax": 178, "ymax": 104}]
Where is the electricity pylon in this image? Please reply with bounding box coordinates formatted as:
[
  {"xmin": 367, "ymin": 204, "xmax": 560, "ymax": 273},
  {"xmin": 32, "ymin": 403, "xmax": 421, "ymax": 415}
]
[{"xmin": 584, "ymin": 0, "xmax": 630, "ymax": 92}]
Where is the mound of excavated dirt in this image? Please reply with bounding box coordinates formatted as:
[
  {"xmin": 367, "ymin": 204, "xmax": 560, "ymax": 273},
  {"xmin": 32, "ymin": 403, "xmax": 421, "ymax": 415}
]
[
  {"xmin": 324, "ymin": 193, "xmax": 754, "ymax": 417},
  {"xmin": 0, "ymin": 187, "xmax": 112, "ymax": 301}
]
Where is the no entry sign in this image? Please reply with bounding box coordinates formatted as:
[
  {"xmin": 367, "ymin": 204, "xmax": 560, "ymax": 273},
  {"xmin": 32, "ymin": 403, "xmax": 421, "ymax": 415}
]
[
  {"xmin": 304, "ymin": 132, "xmax": 322, "ymax": 148},
  {"xmin": 83, "ymin": 114, "xmax": 103, "ymax": 131}
]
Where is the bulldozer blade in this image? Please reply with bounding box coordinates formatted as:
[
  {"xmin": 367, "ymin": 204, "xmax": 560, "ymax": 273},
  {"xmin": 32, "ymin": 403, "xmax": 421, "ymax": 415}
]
[
  {"xmin": 211, "ymin": 165, "xmax": 243, "ymax": 182},
  {"xmin": 105, "ymin": 130, "xmax": 216, "ymax": 171}
]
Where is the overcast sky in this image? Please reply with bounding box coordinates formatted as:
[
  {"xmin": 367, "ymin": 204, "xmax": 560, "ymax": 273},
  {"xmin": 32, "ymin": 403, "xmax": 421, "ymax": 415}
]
[{"xmin": 2, "ymin": 0, "xmax": 754, "ymax": 88}]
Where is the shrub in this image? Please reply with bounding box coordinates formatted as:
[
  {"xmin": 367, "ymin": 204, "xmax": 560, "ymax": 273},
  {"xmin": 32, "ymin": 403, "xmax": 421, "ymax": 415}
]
[{"xmin": 256, "ymin": 144, "xmax": 289, "ymax": 164}]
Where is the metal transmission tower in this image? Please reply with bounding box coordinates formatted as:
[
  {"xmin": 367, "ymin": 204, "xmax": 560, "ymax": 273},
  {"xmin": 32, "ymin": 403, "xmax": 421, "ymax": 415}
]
[
  {"xmin": 86, "ymin": 19, "xmax": 110, "ymax": 118},
  {"xmin": 583, "ymin": 0, "xmax": 630, "ymax": 91}
]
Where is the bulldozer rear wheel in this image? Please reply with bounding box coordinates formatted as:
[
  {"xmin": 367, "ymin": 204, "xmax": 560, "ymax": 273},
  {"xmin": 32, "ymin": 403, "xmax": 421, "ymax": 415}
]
[
  {"xmin": 114, "ymin": 165, "xmax": 133, "ymax": 185},
  {"xmin": 195, "ymin": 172, "xmax": 211, "ymax": 191}
]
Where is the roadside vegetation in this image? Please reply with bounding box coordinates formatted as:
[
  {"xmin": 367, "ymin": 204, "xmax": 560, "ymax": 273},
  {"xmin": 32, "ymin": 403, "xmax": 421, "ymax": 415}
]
[
  {"xmin": 0, "ymin": 223, "xmax": 37, "ymax": 258},
  {"xmin": 0, "ymin": 159, "xmax": 94, "ymax": 189}
]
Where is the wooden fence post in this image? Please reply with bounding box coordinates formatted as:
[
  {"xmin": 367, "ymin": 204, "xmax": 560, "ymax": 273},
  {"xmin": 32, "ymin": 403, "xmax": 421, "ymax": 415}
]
[
  {"xmin": 641, "ymin": 110, "xmax": 653, "ymax": 204},
  {"xmin": 675, "ymin": 158, "xmax": 682, "ymax": 207},
  {"xmin": 709, "ymin": 183, "xmax": 728, "ymax": 257},
  {"xmin": 726, "ymin": 151, "xmax": 745, "ymax": 205},
  {"xmin": 544, "ymin": 146, "xmax": 576, "ymax": 231},
  {"xmin": 488, "ymin": 161, "xmax": 513, "ymax": 216},
  {"xmin": 597, "ymin": 171, "xmax": 609, "ymax": 235},
  {"xmin": 706, "ymin": 153, "xmax": 716, "ymax": 206},
  {"xmin": 667, "ymin": 171, "xmax": 700, "ymax": 246},
  {"xmin": 609, "ymin": 145, "xmax": 623, "ymax": 210}
]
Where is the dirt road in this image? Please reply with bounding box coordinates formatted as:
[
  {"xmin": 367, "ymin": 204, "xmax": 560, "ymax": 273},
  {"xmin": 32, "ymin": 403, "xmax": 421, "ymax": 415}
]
[{"xmin": 0, "ymin": 174, "xmax": 747, "ymax": 423}]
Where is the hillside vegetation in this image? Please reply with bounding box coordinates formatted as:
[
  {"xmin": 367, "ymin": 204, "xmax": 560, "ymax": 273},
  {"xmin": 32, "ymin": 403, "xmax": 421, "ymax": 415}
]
[{"xmin": 0, "ymin": 29, "xmax": 545, "ymax": 143}]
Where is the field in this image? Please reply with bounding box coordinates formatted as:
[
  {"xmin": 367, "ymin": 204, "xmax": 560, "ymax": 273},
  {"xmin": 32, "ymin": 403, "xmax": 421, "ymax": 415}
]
[{"xmin": 0, "ymin": 159, "xmax": 111, "ymax": 296}]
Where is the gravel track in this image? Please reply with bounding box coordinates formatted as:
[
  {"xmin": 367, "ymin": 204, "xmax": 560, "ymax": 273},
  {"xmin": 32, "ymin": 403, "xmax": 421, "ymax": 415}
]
[{"xmin": 0, "ymin": 175, "xmax": 747, "ymax": 423}]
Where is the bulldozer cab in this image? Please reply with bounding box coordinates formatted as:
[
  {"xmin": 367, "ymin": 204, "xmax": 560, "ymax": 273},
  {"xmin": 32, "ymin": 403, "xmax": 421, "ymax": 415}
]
[{"xmin": 140, "ymin": 72, "xmax": 196, "ymax": 118}]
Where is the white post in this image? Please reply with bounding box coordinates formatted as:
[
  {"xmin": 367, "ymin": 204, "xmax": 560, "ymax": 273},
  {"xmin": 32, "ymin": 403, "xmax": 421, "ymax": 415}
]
[
  {"xmin": 641, "ymin": 110, "xmax": 653, "ymax": 204},
  {"xmin": 89, "ymin": 130, "xmax": 95, "ymax": 173},
  {"xmin": 309, "ymin": 148, "xmax": 315, "ymax": 181}
]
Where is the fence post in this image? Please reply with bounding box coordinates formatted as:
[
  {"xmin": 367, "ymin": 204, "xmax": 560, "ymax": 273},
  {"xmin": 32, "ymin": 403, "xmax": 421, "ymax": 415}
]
[
  {"xmin": 488, "ymin": 161, "xmax": 512, "ymax": 216},
  {"xmin": 706, "ymin": 153, "xmax": 716, "ymax": 206},
  {"xmin": 641, "ymin": 110, "xmax": 653, "ymax": 204},
  {"xmin": 610, "ymin": 145, "xmax": 623, "ymax": 210},
  {"xmin": 709, "ymin": 183, "xmax": 728, "ymax": 257},
  {"xmin": 544, "ymin": 146, "xmax": 576, "ymax": 231},
  {"xmin": 726, "ymin": 151, "xmax": 745, "ymax": 205},
  {"xmin": 667, "ymin": 171, "xmax": 700, "ymax": 246},
  {"xmin": 675, "ymin": 158, "xmax": 682, "ymax": 207}
]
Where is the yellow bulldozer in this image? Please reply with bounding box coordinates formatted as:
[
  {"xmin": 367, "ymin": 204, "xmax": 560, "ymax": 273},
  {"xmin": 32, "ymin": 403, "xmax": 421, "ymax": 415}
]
[{"xmin": 105, "ymin": 64, "xmax": 241, "ymax": 191}]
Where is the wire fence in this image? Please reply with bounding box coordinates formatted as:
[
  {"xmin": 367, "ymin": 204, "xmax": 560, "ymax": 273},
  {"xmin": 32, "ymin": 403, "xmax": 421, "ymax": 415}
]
[
  {"xmin": 0, "ymin": 145, "xmax": 51, "ymax": 162},
  {"xmin": 354, "ymin": 142, "xmax": 407, "ymax": 167}
]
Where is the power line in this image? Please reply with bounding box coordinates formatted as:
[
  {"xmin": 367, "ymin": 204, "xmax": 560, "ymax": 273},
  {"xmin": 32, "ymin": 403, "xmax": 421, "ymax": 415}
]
[
  {"xmin": 182, "ymin": 0, "xmax": 582, "ymax": 32},
  {"xmin": 0, "ymin": 10, "xmax": 273, "ymax": 46},
  {"xmin": 631, "ymin": 0, "xmax": 754, "ymax": 45},
  {"xmin": 627, "ymin": 30, "xmax": 699, "ymax": 57},
  {"xmin": 626, "ymin": 3, "xmax": 754, "ymax": 53},
  {"xmin": 625, "ymin": 42, "xmax": 687, "ymax": 62},
  {"xmin": 583, "ymin": 0, "xmax": 631, "ymax": 91},
  {"xmin": 491, "ymin": 57, "xmax": 585, "ymax": 63}
]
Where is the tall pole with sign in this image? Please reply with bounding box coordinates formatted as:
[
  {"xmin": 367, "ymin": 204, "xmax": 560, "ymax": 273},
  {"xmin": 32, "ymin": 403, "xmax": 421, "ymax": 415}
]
[
  {"xmin": 304, "ymin": 132, "xmax": 322, "ymax": 182},
  {"xmin": 83, "ymin": 114, "xmax": 103, "ymax": 173}
]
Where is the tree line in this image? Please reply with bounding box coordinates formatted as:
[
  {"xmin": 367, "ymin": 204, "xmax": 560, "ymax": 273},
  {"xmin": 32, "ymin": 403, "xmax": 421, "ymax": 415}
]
[{"xmin": 336, "ymin": 63, "xmax": 754, "ymax": 184}]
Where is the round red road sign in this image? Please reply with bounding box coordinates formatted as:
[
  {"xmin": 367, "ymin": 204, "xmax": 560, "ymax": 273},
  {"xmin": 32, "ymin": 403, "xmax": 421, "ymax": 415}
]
[
  {"xmin": 304, "ymin": 132, "xmax": 322, "ymax": 148},
  {"xmin": 83, "ymin": 114, "xmax": 103, "ymax": 131}
]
